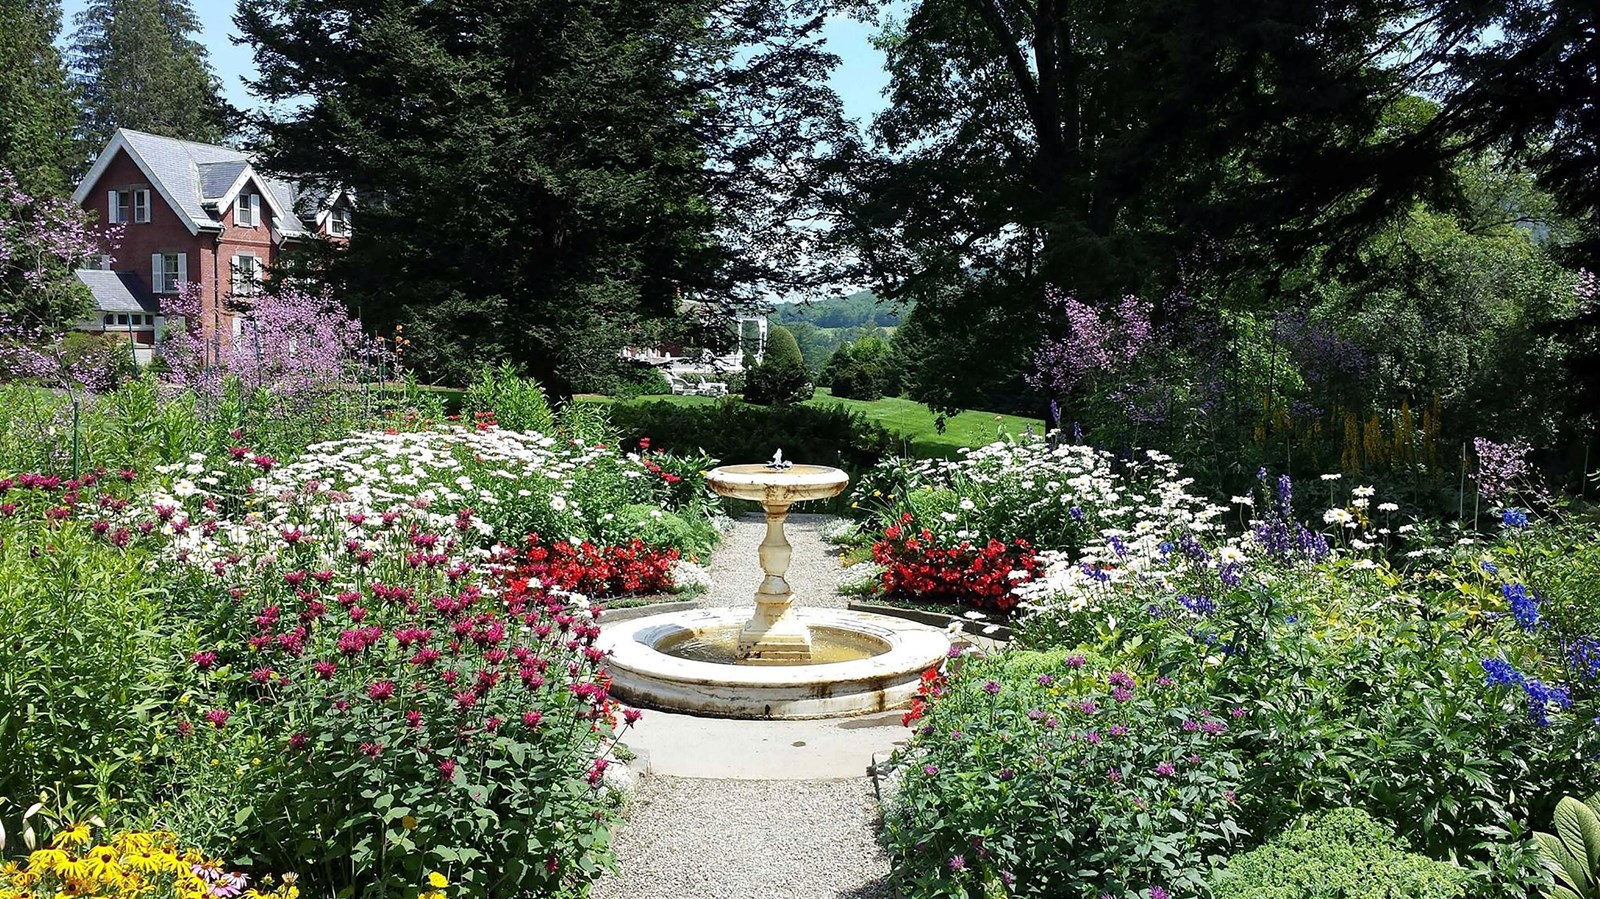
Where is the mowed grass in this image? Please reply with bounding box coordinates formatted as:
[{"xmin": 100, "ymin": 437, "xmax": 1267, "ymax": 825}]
[{"xmin": 576, "ymin": 389, "xmax": 1043, "ymax": 458}]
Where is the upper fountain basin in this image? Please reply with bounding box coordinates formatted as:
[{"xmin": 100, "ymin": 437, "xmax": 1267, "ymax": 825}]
[{"xmin": 704, "ymin": 463, "xmax": 850, "ymax": 505}]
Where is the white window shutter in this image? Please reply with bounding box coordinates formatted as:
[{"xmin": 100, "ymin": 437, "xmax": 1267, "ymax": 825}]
[
  {"xmin": 250, "ymin": 194, "xmax": 261, "ymax": 227},
  {"xmin": 176, "ymin": 253, "xmax": 188, "ymax": 288},
  {"xmin": 151, "ymin": 253, "xmax": 163, "ymax": 292},
  {"xmin": 109, "ymin": 190, "xmax": 121, "ymax": 223}
]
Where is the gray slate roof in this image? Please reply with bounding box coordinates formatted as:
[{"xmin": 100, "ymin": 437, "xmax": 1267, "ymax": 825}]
[
  {"xmin": 114, "ymin": 129, "xmax": 309, "ymax": 234},
  {"xmin": 76, "ymin": 269, "xmax": 160, "ymax": 314}
]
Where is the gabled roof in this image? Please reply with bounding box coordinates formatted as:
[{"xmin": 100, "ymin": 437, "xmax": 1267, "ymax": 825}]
[
  {"xmin": 75, "ymin": 269, "xmax": 160, "ymax": 315},
  {"xmin": 72, "ymin": 128, "xmax": 311, "ymax": 238}
]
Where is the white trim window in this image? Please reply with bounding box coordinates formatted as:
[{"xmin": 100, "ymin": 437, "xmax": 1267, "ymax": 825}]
[
  {"xmin": 235, "ymin": 192, "xmax": 262, "ymax": 227},
  {"xmin": 329, "ymin": 206, "xmax": 351, "ymax": 236},
  {"xmin": 151, "ymin": 252, "xmax": 187, "ymax": 294},
  {"xmin": 107, "ymin": 188, "xmax": 151, "ymax": 224},
  {"xmin": 230, "ymin": 253, "xmax": 261, "ymax": 298}
]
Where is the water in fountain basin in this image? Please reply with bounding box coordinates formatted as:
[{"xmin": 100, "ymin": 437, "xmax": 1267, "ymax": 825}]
[{"xmin": 658, "ymin": 625, "xmax": 889, "ymax": 666}]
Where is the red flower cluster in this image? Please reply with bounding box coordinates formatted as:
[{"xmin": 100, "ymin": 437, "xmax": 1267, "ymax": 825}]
[
  {"xmin": 872, "ymin": 515, "xmax": 1038, "ymax": 613},
  {"xmin": 518, "ymin": 535, "xmax": 678, "ymax": 598},
  {"xmin": 902, "ymin": 665, "xmax": 949, "ymax": 727}
]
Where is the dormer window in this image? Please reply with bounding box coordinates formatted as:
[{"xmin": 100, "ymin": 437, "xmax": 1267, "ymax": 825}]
[
  {"xmin": 329, "ymin": 206, "xmax": 351, "ymax": 236},
  {"xmin": 235, "ymin": 192, "xmax": 261, "ymax": 227}
]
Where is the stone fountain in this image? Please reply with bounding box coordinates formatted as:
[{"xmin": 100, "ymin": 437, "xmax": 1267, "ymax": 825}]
[{"xmin": 596, "ymin": 454, "xmax": 950, "ymax": 718}]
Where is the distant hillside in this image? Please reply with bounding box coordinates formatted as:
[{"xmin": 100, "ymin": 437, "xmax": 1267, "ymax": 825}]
[{"xmin": 774, "ymin": 291, "xmax": 908, "ymax": 329}]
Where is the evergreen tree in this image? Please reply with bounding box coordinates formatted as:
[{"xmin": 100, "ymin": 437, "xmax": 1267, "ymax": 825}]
[
  {"xmin": 0, "ymin": 0, "xmax": 81, "ymax": 193},
  {"xmin": 71, "ymin": 0, "xmax": 228, "ymax": 148},
  {"xmin": 744, "ymin": 325, "xmax": 813, "ymax": 405},
  {"xmin": 236, "ymin": 0, "xmax": 851, "ymax": 390}
]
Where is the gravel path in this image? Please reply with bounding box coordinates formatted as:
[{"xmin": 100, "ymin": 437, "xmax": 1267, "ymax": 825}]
[
  {"xmin": 594, "ymin": 514, "xmax": 895, "ymax": 899},
  {"xmin": 591, "ymin": 776, "xmax": 893, "ymax": 899},
  {"xmin": 706, "ymin": 512, "xmax": 849, "ymax": 609}
]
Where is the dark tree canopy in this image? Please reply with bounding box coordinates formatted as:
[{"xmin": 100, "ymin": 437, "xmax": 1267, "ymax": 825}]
[
  {"xmin": 0, "ymin": 0, "xmax": 81, "ymax": 194},
  {"xmin": 237, "ymin": 0, "xmax": 852, "ymax": 390},
  {"xmin": 71, "ymin": 0, "xmax": 229, "ymax": 147}
]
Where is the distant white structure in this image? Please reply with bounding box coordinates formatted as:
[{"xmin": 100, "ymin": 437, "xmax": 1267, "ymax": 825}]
[{"xmin": 619, "ymin": 305, "xmax": 768, "ymax": 395}]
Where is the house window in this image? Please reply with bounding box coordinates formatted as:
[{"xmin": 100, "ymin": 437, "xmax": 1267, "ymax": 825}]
[
  {"xmin": 103, "ymin": 314, "xmax": 114, "ymax": 326},
  {"xmin": 329, "ymin": 206, "xmax": 351, "ymax": 236},
  {"xmin": 152, "ymin": 252, "xmax": 185, "ymax": 294},
  {"xmin": 231, "ymin": 254, "xmax": 261, "ymax": 297},
  {"xmin": 107, "ymin": 189, "xmax": 151, "ymax": 224},
  {"xmin": 99, "ymin": 255, "xmax": 113, "ymax": 271},
  {"xmin": 108, "ymin": 190, "xmax": 129, "ymax": 224},
  {"xmin": 235, "ymin": 192, "xmax": 261, "ymax": 227}
]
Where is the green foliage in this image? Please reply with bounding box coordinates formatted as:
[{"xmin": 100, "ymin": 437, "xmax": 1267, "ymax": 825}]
[
  {"xmin": 70, "ymin": 0, "xmax": 228, "ymax": 146},
  {"xmin": 0, "ymin": 0, "xmax": 82, "ymax": 194},
  {"xmin": 0, "ymin": 514, "xmax": 189, "ymax": 814},
  {"xmin": 238, "ymin": 0, "xmax": 851, "ymax": 389},
  {"xmin": 883, "ymin": 649, "xmax": 1245, "ymax": 898},
  {"xmin": 1211, "ymin": 808, "xmax": 1470, "ymax": 899},
  {"xmin": 602, "ymin": 396, "xmax": 897, "ymax": 474},
  {"xmin": 773, "ymin": 291, "xmax": 903, "ymax": 330},
  {"xmin": 462, "ymin": 362, "xmax": 554, "ymax": 432},
  {"xmin": 1534, "ymin": 793, "xmax": 1600, "ymax": 899},
  {"xmin": 824, "ymin": 333, "xmax": 900, "ymax": 400},
  {"xmin": 743, "ymin": 325, "xmax": 813, "ymax": 405},
  {"xmin": 59, "ymin": 332, "xmax": 138, "ymax": 389},
  {"xmin": 598, "ymin": 503, "xmax": 718, "ymax": 558}
]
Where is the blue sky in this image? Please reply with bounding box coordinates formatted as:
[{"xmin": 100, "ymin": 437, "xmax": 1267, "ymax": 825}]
[{"xmin": 58, "ymin": 3, "xmax": 892, "ymax": 126}]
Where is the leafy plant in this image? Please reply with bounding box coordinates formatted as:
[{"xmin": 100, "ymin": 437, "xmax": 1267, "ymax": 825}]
[
  {"xmin": 1535, "ymin": 793, "xmax": 1600, "ymax": 899},
  {"xmin": 883, "ymin": 648, "xmax": 1245, "ymax": 899},
  {"xmin": 462, "ymin": 362, "xmax": 554, "ymax": 432},
  {"xmin": 1210, "ymin": 807, "xmax": 1469, "ymax": 899}
]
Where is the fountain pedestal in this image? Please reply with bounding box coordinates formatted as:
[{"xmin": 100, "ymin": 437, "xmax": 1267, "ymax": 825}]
[
  {"xmin": 739, "ymin": 502, "xmax": 811, "ymax": 663},
  {"xmin": 704, "ymin": 462, "xmax": 852, "ymax": 665}
]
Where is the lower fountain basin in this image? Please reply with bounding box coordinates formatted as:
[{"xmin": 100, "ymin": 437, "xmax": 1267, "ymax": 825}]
[{"xmin": 598, "ymin": 607, "xmax": 951, "ymax": 719}]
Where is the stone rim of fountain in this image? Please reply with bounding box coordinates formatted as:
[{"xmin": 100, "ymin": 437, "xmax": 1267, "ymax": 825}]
[
  {"xmin": 598, "ymin": 607, "xmax": 950, "ymax": 718},
  {"xmin": 594, "ymin": 457, "xmax": 951, "ymax": 718}
]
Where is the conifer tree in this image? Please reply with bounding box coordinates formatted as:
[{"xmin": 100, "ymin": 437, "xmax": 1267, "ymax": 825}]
[
  {"xmin": 0, "ymin": 0, "xmax": 81, "ymax": 193},
  {"xmin": 71, "ymin": 0, "xmax": 228, "ymax": 147}
]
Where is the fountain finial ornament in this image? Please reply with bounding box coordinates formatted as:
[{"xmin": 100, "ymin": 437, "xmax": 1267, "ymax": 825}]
[{"xmin": 766, "ymin": 448, "xmax": 792, "ymax": 471}]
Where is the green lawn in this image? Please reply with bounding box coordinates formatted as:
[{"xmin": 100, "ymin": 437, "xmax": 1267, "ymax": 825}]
[{"xmin": 577, "ymin": 389, "xmax": 1043, "ymax": 458}]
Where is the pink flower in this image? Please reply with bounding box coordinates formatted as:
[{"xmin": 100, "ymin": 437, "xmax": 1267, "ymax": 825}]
[
  {"xmin": 204, "ymin": 709, "xmax": 230, "ymax": 729},
  {"xmin": 367, "ymin": 680, "xmax": 395, "ymax": 701}
]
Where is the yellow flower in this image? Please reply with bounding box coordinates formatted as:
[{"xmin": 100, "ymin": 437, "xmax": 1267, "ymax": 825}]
[
  {"xmin": 26, "ymin": 848, "xmax": 70, "ymax": 875},
  {"xmin": 51, "ymin": 822, "xmax": 92, "ymax": 849},
  {"xmin": 400, "ymin": 816, "xmax": 418, "ymax": 831},
  {"xmin": 427, "ymin": 871, "xmax": 449, "ymax": 888}
]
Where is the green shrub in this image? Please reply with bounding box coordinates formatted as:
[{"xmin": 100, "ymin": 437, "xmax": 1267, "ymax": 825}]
[
  {"xmin": 0, "ymin": 516, "xmax": 191, "ymax": 812},
  {"xmin": 883, "ymin": 649, "xmax": 1245, "ymax": 898},
  {"xmin": 743, "ymin": 326, "xmax": 813, "ymax": 405},
  {"xmin": 1211, "ymin": 808, "xmax": 1470, "ymax": 899},
  {"xmin": 61, "ymin": 331, "xmax": 139, "ymax": 388},
  {"xmin": 462, "ymin": 361, "xmax": 554, "ymax": 431},
  {"xmin": 604, "ymin": 397, "xmax": 897, "ymax": 474},
  {"xmin": 600, "ymin": 503, "xmax": 718, "ymax": 558}
]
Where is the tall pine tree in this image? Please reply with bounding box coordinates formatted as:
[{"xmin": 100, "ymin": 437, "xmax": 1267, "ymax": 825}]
[
  {"xmin": 237, "ymin": 0, "xmax": 851, "ymax": 390},
  {"xmin": 0, "ymin": 0, "xmax": 81, "ymax": 193},
  {"xmin": 71, "ymin": 0, "xmax": 229, "ymax": 148}
]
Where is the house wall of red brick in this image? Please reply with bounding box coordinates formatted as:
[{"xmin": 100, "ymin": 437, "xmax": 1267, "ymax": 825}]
[{"xmin": 82, "ymin": 149, "xmax": 290, "ymax": 347}]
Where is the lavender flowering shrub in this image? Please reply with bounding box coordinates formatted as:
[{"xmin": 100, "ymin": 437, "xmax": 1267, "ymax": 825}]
[{"xmin": 883, "ymin": 649, "xmax": 1245, "ymax": 899}]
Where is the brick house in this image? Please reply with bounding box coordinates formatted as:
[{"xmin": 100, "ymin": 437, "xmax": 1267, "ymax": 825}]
[{"xmin": 69, "ymin": 128, "xmax": 350, "ymax": 357}]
